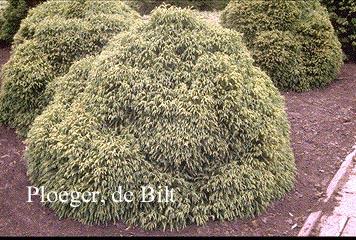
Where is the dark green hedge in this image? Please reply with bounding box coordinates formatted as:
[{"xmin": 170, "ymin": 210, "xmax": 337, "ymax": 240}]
[
  {"xmin": 320, "ymin": 0, "xmax": 356, "ymax": 61},
  {"xmin": 221, "ymin": 0, "xmax": 343, "ymax": 92},
  {"xmin": 26, "ymin": 6, "xmax": 296, "ymax": 230},
  {"xmin": 0, "ymin": 0, "xmax": 141, "ymax": 137}
]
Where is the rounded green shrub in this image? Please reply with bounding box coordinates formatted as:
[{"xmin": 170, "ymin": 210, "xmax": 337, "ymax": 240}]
[
  {"xmin": 0, "ymin": 0, "xmax": 28, "ymax": 44},
  {"xmin": 221, "ymin": 0, "xmax": 343, "ymax": 92},
  {"xmin": 0, "ymin": 0, "xmax": 46, "ymax": 45},
  {"xmin": 0, "ymin": 0, "xmax": 141, "ymax": 136},
  {"xmin": 26, "ymin": 6, "xmax": 296, "ymax": 230},
  {"xmin": 320, "ymin": 0, "xmax": 356, "ymax": 61}
]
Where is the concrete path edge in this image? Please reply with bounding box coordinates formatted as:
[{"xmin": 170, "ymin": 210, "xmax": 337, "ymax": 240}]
[{"xmin": 298, "ymin": 145, "xmax": 356, "ymax": 236}]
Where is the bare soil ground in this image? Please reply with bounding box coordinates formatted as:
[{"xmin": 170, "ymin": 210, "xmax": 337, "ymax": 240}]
[{"xmin": 0, "ymin": 44, "xmax": 355, "ymax": 236}]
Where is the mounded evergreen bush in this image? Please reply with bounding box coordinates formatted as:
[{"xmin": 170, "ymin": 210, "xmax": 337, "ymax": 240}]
[
  {"xmin": 221, "ymin": 0, "xmax": 343, "ymax": 92},
  {"xmin": 26, "ymin": 6, "xmax": 296, "ymax": 230},
  {"xmin": 0, "ymin": 0, "xmax": 141, "ymax": 136},
  {"xmin": 0, "ymin": 0, "xmax": 28, "ymax": 44},
  {"xmin": 0, "ymin": 0, "xmax": 47, "ymax": 45},
  {"xmin": 320, "ymin": 0, "xmax": 356, "ymax": 61}
]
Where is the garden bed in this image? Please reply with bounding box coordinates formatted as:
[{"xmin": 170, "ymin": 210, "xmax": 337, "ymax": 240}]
[{"xmin": 0, "ymin": 43, "xmax": 355, "ymax": 236}]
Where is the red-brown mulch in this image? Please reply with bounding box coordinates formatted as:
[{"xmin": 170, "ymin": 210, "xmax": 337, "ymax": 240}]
[{"xmin": 0, "ymin": 46, "xmax": 355, "ymax": 236}]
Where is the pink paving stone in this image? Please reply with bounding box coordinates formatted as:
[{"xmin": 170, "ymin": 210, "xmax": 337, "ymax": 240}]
[
  {"xmin": 333, "ymin": 193, "xmax": 356, "ymax": 217},
  {"xmin": 341, "ymin": 217, "xmax": 356, "ymax": 236},
  {"xmin": 318, "ymin": 159, "xmax": 356, "ymax": 236},
  {"xmin": 341, "ymin": 174, "xmax": 356, "ymax": 194},
  {"xmin": 319, "ymin": 215, "xmax": 348, "ymax": 236}
]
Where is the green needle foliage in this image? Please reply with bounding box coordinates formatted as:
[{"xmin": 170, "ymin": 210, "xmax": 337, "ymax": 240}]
[
  {"xmin": 320, "ymin": 0, "xmax": 356, "ymax": 61},
  {"xmin": 0, "ymin": 0, "xmax": 47, "ymax": 44},
  {"xmin": 0, "ymin": 1, "xmax": 7, "ymax": 9},
  {"xmin": 0, "ymin": 0, "xmax": 141, "ymax": 137},
  {"xmin": 0, "ymin": 1, "xmax": 8, "ymax": 17},
  {"xmin": 221, "ymin": 0, "xmax": 343, "ymax": 92},
  {"xmin": 26, "ymin": 6, "xmax": 296, "ymax": 230},
  {"xmin": 125, "ymin": 0, "xmax": 230, "ymax": 15},
  {"xmin": 0, "ymin": 2, "xmax": 6, "ymax": 39},
  {"xmin": 0, "ymin": 0, "xmax": 28, "ymax": 44}
]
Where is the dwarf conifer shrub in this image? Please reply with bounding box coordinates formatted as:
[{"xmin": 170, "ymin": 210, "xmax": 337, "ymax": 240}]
[
  {"xmin": 26, "ymin": 6, "xmax": 296, "ymax": 230},
  {"xmin": 320, "ymin": 0, "xmax": 356, "ymax": 61},
  {"xmin": 0, "ymin": 0, "xmax": 46, "ymax": 44},
  {"xmin": 0, "ymin": 0, "xmax": 141, "ymax": 136},
  {"xmin": 221, "ymin": 0, "xmax": 343, "ymax": 92},
  {"xmin": 0, "ymin": 0, "xmax": 28, "ymax": 44}
]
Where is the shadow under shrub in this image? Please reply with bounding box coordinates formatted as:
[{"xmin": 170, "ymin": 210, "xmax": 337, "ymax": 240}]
[
  {"xmin": 26, "ymin": 6, "xmax": 296, "ymax": 230},
  {"xmin": 221, "ymin": 0, "xmax": 343, "ymax": 92},
  {"xmin": 0, "ymin": 0, "xmax": 141, "ymax": 137}
]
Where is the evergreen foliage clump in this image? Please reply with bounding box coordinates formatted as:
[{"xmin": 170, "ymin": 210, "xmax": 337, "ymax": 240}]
[
  {"xmin": 0, "ymin": 0, "xmax": 141, "ymax": 136},
  {"xmin": 221, "ymin": 0, "xmax": 343, "ymax": 92},
  {"xmin": 320, "ymin": 0, "xmax": 356, "ymax": 61},
  {"xmin": 0, "ymin": 0, "xmax": 28, "ymax": 44},
  {"xmin": 0, "ymin": 0, "xmax": 47, "ymax": 45},
  {"xmin": 0, "ymin": 2, "xmax": 6, "ymax": 38},
  {"xmin": 26, "ymin": 6, "xmax": 296, "ymax": 230},
  {"xmin": 0, "ymin": 1, "xmax": 8, "ymax": 16},
  {"xmin": 0, "ymin": 1, "xmax": 7, "ymax": 9},
  {"xmin": 126, "ymin": 0, "xmax": 230, "ymax": 15}
]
